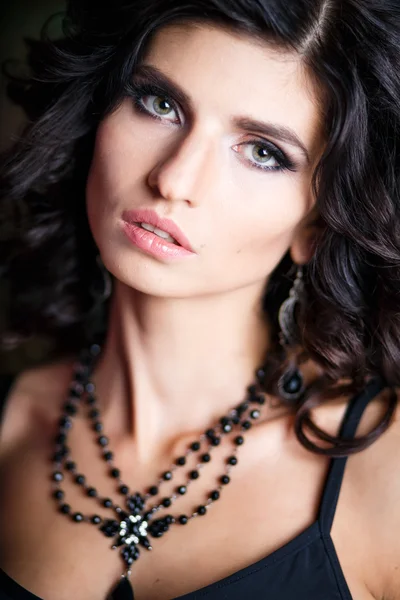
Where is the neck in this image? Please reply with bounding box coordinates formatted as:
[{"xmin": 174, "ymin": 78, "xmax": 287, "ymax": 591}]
[{"xmin": 92, "ymin": 281, "xmax": 270, "ymax": 463}]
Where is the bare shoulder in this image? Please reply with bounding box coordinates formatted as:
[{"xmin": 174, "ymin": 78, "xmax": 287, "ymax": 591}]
[{"xmin": 0, "ymin": 357, "xmax": 75, "ymax": 456}]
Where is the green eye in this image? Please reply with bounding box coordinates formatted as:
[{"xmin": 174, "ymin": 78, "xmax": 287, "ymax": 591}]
[
  {"xmin": 252, "ymin": 144, "xmax": 272, "ymax": 163},
  {"xmin": 153, "ymin": 97, "xmax": 174, "ymax": 115}
]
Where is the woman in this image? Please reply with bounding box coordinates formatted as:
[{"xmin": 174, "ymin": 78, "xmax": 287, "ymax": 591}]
[{"xmin": 1, "ymin": 0, "xmax": 400, "ymax": 598}]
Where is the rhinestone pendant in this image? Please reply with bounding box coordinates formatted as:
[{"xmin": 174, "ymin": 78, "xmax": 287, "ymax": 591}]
[
  {"xmin": 107, "ymin": 576, "xmax": 135, "ymax": 600},
  {"xmin": 100, "ymin": 510, "xmax": 152, "ymax": 568}
]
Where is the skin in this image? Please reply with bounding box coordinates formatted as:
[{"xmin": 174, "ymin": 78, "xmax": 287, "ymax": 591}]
[
  {"xmin": 1, "ymin": 22, "xmax": 400, "ymax": 600},
  {"xmin": 85, "ymin": 22, "xmax": 323, "ymax": 461}
]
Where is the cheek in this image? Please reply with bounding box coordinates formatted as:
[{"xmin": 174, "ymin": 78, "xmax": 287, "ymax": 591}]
[{"xmin": 219, "ymin": 174, "xmax": 311, "ymax": 257}]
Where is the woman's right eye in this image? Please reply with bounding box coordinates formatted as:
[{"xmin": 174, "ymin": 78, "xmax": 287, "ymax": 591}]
[{"xmin": 134, "ymin": 90, "xmax": 180, "ymax": 125}]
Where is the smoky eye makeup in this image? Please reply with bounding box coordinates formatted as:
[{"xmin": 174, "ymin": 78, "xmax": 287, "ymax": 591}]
[{"xmin": 125, "ymin": 77, "xmax": 300, "ymax": 174}]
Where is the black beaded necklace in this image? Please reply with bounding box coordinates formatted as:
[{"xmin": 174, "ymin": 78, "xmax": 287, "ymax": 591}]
[{"xmin": 51, "ymin": 343, "xmax": 271, "ymax": 600}]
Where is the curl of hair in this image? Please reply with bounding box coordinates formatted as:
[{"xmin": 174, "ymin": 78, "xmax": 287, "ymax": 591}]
[{"xmin": 1, "ymin": 0, "xmax": 400, "ymax": 455}]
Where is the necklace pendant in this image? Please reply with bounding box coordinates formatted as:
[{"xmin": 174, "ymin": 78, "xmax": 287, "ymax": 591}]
[
  {"xmin": 100, "ymin": 508, "xmax": 152, "ymax": 567},
  {"xmin": 107, "ymin": 576, "xmax": 135, "ymax": 600}
]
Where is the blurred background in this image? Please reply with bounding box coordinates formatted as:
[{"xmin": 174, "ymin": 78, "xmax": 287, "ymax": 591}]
[
  {"xmin": 0, "ymin": 1, "xmax": 65, "ymax": 151},
  {"xmin": 0, "ymin": 1, "xmax": 65, "ymax": 371}
]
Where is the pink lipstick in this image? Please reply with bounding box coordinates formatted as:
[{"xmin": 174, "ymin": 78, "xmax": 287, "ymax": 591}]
[{"xmin": 121, "ymin": 209, "xmax": 196, "ymax": 261}]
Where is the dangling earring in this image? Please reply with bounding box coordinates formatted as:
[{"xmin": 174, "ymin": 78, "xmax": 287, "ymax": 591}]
[{"xmin": 277, "ymin": 265, "xmax": 305, "ymax": 402}]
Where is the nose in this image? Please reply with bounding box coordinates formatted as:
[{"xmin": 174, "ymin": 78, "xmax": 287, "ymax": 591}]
[{"xmin": 147, "ymin": 127, "xmax": 213, "ymax": 206}]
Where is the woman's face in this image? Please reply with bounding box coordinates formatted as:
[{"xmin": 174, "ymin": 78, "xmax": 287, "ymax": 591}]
[{"xmin": 86, "ymin": 23, "xmax": 324, "ymax": 298}]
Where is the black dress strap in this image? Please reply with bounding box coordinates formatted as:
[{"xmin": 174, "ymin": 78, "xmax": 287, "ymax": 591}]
[{"xmin": 319, "ymin": 376, "xmax": 386, "ymax": 535}]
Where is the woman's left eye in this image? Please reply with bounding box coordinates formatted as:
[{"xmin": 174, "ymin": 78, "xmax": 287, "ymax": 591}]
[
  {"xmin": 233, "ymin": 141, "xmax": 292, "ymax": 172},
  {"xmin": 136, "ymin": 92, "xmax": 180, "ymax": 124}
]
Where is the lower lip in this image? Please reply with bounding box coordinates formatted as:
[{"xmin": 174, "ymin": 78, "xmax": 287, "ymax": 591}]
[{"xmin": 121, "ymin": 221, "xmax": 196, "ymax": 260}]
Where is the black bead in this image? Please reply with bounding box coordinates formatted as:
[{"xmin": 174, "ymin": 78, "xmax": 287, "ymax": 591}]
[
  {"xmin": 255, "ymin": 395, "xmax": 265, "ymax": 405},
  {"xmin": 53, "ymin": 489, "xmax": 64, "ymax": 500},
  {"xmin": 65, "ymin": 461, "xmax": 76, "ymax": 471},
  {"xmin": 211, "ymin": 436, "xmax": 221, "ymax": 446},
  {"xmin": 60, "ymin": 503, "xmax": 71, "ymax": 514},
  {"xmin": 165, "ymin": 515, "xmax": 174, "ymax": 525},
  {"xmin": 89, "ymin": 408, "xmax": 100, "ymax": 419},
  {"xmin": 237, "ymin": 401, "xmax": 249, "ymax": 415},
  {"xmin": 98, "ymin": 436, "xmax": 109, "ymax": 447},
  {"xmin": 197, "ymin": 505, "xmax": 206, "ymax": 515},
  {"xmin": 256, "ymin": 367, "xmax": 266, "ymax": 383},
  {"xmin": 52, "ymin": 471, "xmax": 64, "ymax": 482},
  {"xmin": 119, "ymin": 485, "xmax": 129, "ymax": 495},
  {"xmin": 72, "ymin": 512, "xmax": 84, "ymax": 522},
  {"xmin": 126, "ymin": 493, "xmax": 145, "ymax": 513},
  {"xmin": 179, "ymin": 515, "xmax": 188, "ymax": 524},
  {"xmin": 64, "ymin": 403, "xmax": 77, "ymax": 416},
  {"xmin": 151, "ymin": 529, "xmax": 164, "ymax": 539},
  {"xmin": 221, "ymin": 475, "xmax": 230, "ymax": 485},
  {"xmin": 210, "ymin": 490, "xmax": 220, "ymax": 501},
  {"xmin": 205, "ymin": 429, "xmax": 215, "ymax": 439},
  {"xmin": 220, "ymin": 416, "xmax": 230, "ymax": 426},
  {"xmin": 52, "ymin": 451, "xmax": 65, "ymax": 463},
  {"xmin": 90, "ymin": 343, "xmax": 101, "ymax": 356},
  {"xmin": 281, "ymin": 369, "xmax": 303, "ymax": 396},
  {"xmin": 89, "ymin": 343, "xmax": 101, "ymax": 357},
  {"xmin": 247, "ymin": 383, "xmax": 258, "ymax": 396},
  {"xmin": 111, "ymin": 468, "xmax": 120, "ymax": 478},
  {"xmin": 69, "ymin": 387, "xmax": 81, "ymax": 398},
  {"xmin": 228, "ymin": 456, "xmax": 238, "ymax": 466},
  {"xmin": 59, "ymin": 416, "xmax": 72, "ymax": 430},
  {"xmin": 103, "ymin": 498, "xmax": 113, "ymax": 508},
  {"xmin": 162, "ymin": 497, "xmax": 172, "ymax": 508},
  {"xmin": 87, "ymin": 487, "xmax": 98, "ymax": 497},
  {"xmin": 75, "ymin": 474, "xmax": 85, "ymax": 485},
  {"xmin": 190, "ymin": 470, "xmax": 199, "ymax": 480},
  {"xmin": 149, "ymin": 486, "xmax": 158, "ymax": 496},
  {"xmin": 177, "ymin": 485, "xmax": 187, "ymax": 495},
  {"xmin": 191, "ymin": 442, "xmax": 201, "ymax": 451},
  {"xmin": 163, "ymin": 471, "xmax": 173, "ymax": 481},
  {"xmin": 234, "ymin": 435, "xmax": 244, "ymax": 445},
  {"xmin": 59, "ymin": 445, "xmax": 70, "ymax": 457},
  {"xmin": 86, "ymin": 395, "xmax": 96, "ymax": 406},
  {"xmin": 100, "ymin": 519, "xmax": 120, "ymax": 538},
  {"xmin": 231, "ymin": 415, "xmax": 240, "ymax": 425},
  {"xmin": 241, "ymin": 420, "xmax": 251, "ymax": 430},
  {"xmin": 93, "ymin": 422, "xmax": 103, "ymax": 433},
  {"xmin": 176, "ymin": 456, "xmax": 186, "ymax": 466},
  {"xmin": 201, "ymin": 453, "xmax": 211, "ymax": 463},
  {"xmin": 91, "ymin": 515, "xmax": 102, "ymax": 525},
  {"xmin": 103, "ymin": 451, "xmax": 113, "ymax": 461},
  {"xmin": 56, "ymin": 433, "xmax": 66, "ymax": 445},
  {"xmin": 250, "ymin": 409, "xmax": 260, "ymax": 419}
]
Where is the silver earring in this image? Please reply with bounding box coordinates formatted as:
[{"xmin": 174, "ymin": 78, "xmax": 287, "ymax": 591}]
[
  {"xmin": 277, "ymin": 266, "xmax": 305, "ymax": 402},
  {"xmin": 278, "ymin": 266, "xmax": 304, "ymax": 347}
]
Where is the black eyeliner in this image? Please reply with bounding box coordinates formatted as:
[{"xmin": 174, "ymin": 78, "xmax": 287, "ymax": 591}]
[{"xmin": 127, "ymin": 80, "xmax": 298, "ymax": 173}]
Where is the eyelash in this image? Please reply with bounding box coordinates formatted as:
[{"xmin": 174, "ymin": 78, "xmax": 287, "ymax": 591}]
[{"xmin": 127, "ymin": 82, "xmax": 297, "ymax": 174}]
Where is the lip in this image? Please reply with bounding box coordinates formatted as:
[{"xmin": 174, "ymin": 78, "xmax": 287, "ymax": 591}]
[
  {"xmin": 121, "ymin": 209, "xmax": 196, "ymax": 261},
  {"xmin": 121, "ymin": 209, "xmax": 195, "ymax": 252}
]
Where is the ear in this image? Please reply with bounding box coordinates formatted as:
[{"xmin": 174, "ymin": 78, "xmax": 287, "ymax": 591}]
[{"xmin": 290, "ymin": 207, "xmax": 322, "ymax": 265}]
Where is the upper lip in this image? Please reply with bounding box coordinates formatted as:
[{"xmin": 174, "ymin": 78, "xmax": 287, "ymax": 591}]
[{"xmin": 121, "ymin": 209, "xmax": 195, "ymax": 252}]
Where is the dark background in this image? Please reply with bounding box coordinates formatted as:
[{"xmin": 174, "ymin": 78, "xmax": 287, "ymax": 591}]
[
  {"xmin": 0, "ymin": 2, "xmax": 65, "ymax": 372},
  {"xmin": 0, "ymin": 1, "xmax": 65, "ymax": 151}
]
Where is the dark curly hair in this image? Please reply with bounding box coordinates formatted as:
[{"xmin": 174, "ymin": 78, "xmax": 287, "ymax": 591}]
[{"xmin": 1, "ymin": 0, "xmax": 399, "ymax": 456}]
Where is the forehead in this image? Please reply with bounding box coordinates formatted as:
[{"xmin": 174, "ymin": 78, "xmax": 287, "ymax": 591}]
[{"xmin": 142, "ymin": 23, "xmax": 324, "ymax": 158}]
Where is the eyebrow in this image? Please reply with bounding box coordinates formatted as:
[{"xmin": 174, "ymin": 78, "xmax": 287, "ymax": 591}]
[{"xmin": 133, "ymin": 64, "xmax": 311, "ymax": 164}]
